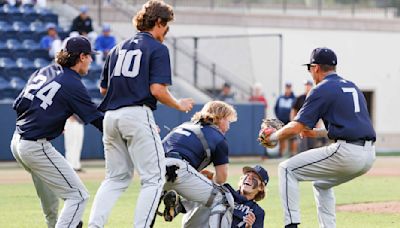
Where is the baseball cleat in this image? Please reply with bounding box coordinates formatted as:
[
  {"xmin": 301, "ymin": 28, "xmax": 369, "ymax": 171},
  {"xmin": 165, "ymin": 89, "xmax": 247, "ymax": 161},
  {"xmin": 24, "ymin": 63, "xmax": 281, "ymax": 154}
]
[{"xmin": 163, "ymin": 190, "xmax": 182, "ymax": 222}]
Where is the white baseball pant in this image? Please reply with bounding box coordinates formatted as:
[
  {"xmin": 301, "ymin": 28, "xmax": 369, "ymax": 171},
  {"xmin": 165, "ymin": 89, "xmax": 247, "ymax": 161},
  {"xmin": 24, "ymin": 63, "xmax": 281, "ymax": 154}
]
[
  {"xmin": 278, "ymin": 140, "xmax": 375, "ymax": 228},
  {"xmin": 88, "ymin": 106, "xmax": 166, "ymax": 228},
  {"xmin": 11, "ymin": 133, "xmax": 89, "ymax": 228}
]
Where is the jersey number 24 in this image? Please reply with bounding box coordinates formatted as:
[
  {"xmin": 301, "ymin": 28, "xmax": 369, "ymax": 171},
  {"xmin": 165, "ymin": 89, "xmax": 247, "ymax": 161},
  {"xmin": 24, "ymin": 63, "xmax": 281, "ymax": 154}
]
[{"xmin": 23, "ymin": 74, "xmax": 61, "ymax": 110}]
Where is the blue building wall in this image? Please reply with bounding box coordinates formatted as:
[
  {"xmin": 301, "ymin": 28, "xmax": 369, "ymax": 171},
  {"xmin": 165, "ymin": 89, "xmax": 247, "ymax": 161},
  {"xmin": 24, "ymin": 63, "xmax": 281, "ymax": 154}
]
[{"xmin": 0, "ymin": 103, "xmax": 266, "ymax": 161}]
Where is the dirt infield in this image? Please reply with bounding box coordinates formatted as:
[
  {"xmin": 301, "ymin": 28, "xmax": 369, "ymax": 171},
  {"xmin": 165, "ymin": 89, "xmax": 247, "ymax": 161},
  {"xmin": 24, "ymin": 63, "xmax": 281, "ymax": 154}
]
[{"xmin": 337, "ymin": 201, "xmax": 400, "ymax": 214}]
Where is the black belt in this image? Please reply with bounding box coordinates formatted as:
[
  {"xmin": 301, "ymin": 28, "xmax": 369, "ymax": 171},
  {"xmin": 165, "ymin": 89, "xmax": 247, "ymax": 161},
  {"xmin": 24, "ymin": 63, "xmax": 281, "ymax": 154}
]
[
  {"xmin": 336, "ymin": 139, "xmax": 374, "ymax": 146},
  {"xmin": 20, "ymin": 136, "xmax": 50, "ymax": 141}
]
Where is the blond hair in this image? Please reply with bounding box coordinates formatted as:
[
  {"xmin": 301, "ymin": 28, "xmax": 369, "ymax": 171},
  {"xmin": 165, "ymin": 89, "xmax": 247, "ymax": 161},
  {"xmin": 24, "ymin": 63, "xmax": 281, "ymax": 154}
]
[
  {"xmin": 132, "ymin": 0, "xmax": 174, "ymax": 31},
  {"xmin": 191, "ymin": 101, "xmax": 237, "ymax": 126}
]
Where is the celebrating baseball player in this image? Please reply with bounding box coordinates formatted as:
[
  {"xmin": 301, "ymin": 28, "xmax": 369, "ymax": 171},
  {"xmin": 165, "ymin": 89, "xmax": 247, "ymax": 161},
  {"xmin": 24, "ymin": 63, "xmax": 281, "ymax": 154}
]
[
  {"xmin": 259, "ymin": 47, "xmax": 376, "ymax": 228},
  {"xmin": 161, "ymin": 100, "xmax": 237, "ymax": 227},
  {"xmin": 11, "ymin": 36, "xmax": 104, "ymax": 228},
  {"xmin": 88, "ymin": 1, "xmax": 194, "ymax": 227},
  {"xmin": 171, "ymin": 165, "xmax": 268, "ymax": 228}
]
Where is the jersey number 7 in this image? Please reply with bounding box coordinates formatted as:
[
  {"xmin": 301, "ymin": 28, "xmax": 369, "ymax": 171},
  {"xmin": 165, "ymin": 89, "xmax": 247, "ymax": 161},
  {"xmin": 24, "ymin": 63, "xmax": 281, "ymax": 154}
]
[{"xmin": 23, "ymin": 74, "xmax": 61, "ymax": 110}]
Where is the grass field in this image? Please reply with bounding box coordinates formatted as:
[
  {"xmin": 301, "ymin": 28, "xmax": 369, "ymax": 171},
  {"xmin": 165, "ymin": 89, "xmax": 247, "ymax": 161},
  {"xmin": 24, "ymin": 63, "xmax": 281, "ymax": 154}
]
[{"xmin": 0, "ymin": 157, "xmax": 399, "ymax": 228}]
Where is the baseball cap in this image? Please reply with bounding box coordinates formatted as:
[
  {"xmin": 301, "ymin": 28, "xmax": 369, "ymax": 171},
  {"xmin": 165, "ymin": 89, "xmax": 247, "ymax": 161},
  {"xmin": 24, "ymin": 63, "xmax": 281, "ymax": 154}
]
[
  {"xmin": 79, "ymin": 5, "xmax": 88, "ymax": 13},
  {"xmin": 305, "ymin": 47, "xmax": 337, "ymax": 66},
  {"xmin": 102, "ymin": 24, "xmax": 111, "ymax": 32},
  {"xmin": 63, "ymin": 36, "xmax": 97, "ymax": 54},
  {"xmin": 46, "ymin": 23, "xmax": 56, "ymax": 30},
  {"xmin": 285, "ymin": 82, "xmax": 292, "ymax": 87},
  {"xmin": 243, "ymin": 165, "xmax": 269, "ymax": 186}
]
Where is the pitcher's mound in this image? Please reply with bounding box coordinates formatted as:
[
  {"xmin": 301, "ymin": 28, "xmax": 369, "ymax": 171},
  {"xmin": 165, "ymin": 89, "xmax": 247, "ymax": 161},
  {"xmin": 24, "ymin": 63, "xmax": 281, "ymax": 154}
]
[{"xmin": 337, "ymin": 201, "xmax": 400, "ymax": 214}]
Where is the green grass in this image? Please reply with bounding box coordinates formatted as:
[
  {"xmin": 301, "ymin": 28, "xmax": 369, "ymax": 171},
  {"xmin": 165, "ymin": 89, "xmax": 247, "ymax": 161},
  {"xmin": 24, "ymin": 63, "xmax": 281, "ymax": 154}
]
[{"xmin": 0, "ymin": 162, "xmax": 399, "ymax": 227}]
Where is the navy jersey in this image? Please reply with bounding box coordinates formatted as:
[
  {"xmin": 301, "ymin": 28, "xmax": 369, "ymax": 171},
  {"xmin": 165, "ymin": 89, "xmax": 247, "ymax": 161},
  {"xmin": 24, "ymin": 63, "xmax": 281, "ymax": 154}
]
[
  {"xmin": 224, "ymin": 184, "xmax": 265, "ymax": 228},
  {"xmin": 295, "ymin": 74, "xmax": 376, "ymax": 141},
  {"xmin": 162, "ymin": 123, "xmax": 229, "ymax": 170},
  {"xmin": 274, "ymin": 93, "xmax": 295, "ymax": 124},
  {"xmin": 13, "ymin": 64, "xmax": 103, "ymax": 140},
  {"xmin": 98, "ymin": 32, "xmax": 172, "ymax": 111}
]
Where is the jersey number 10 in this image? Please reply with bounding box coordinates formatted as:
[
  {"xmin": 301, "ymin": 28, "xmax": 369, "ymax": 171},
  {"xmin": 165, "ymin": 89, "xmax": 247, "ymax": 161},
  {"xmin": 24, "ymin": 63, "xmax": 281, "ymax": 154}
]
[{"xmin": 114, "ymin": 49, "xmax": 143, "ymax": 78}]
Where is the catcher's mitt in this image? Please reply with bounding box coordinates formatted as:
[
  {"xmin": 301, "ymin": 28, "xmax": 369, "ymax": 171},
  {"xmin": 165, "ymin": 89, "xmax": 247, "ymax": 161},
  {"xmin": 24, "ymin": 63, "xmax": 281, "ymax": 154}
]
[{"xmin": 258, "ymin": 118, "xmax": 284, "ymax": 148}]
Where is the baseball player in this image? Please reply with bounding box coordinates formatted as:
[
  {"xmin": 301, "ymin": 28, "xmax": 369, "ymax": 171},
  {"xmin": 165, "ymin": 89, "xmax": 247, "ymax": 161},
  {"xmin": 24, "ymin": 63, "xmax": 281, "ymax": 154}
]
[
  {"xmin": 10, "ymin": 36, "xmax": 104, "ymax": 228},
  {"xmin": 87, "ymin": 1, "xmax": 194, "ymax": 227},
  {"xmin": 173, "ymin": 165, "xmax": 268, "ymax": 228},
  {"xmin": 161, "ymin": 101, "xmax": 237, "ymax": 227},
  {"xmin": 261, "ymin": 47, "xmax": 376, "ymax": 228}
]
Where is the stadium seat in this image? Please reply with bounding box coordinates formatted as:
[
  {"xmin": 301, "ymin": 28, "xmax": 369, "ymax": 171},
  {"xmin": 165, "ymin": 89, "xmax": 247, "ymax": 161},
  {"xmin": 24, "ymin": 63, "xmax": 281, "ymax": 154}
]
[
  {"xmin": 0, "ymin": 57, "xmax": 21, "ymax": 78},
  {"xmin": 0, "ymin": 76, "xmax": 14, "ymax": 99},
  {"xmin": 17, "ymin": 58, "xmax": 37, "ymax": 78},
  {"xmin": 0, "ymin": 22, "xmax": 18, "ymax": 40},
  {"xmin": 30, "ymin": 21, "xmax": 46, "ymax": 33},
  {"xmin": 16, "ymin": 58, "xmax": 35, "ymax": 69},
  {"xmin": 9, "ymin": 76, "xmax": 26, "ymax": 97},
  {"xmin": 6, "ymin": 39, "xmax": 27, "ymax": 59},
  {"xmin": 34, "ymin": 58, "xmax": 50, "ymax": 68},
  {"xmin": 9, "ymin": 76, "xmax": 26, "ymax": 89},
  {"xmin": 37, "ymin": 8, "xmax": 58, "ymax": 24},
  {"xmin": 29, "ymin": 49, "xmax": 51, "ymax": 60},
  {"xmin": 21, "ymin": 5, "xmax": 39, "ymax": 22},
  {"xmin": 0, "ymin": 41, "xmax": 10, "ymax": 58},
  {"xmin": 23, "ymin": 39, "xmax": 41, "ymax": 50}
]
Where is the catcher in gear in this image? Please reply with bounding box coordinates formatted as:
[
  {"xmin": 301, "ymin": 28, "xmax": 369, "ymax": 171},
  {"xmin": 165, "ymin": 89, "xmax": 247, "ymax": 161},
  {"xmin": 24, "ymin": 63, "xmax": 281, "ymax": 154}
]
[
  {"xmin": 161, "ymin": 165, "xmax": 269, "ymax": 228},
  {"xmin": 258, "ymin": 118, "xmax": 284, "ymax": 148}
]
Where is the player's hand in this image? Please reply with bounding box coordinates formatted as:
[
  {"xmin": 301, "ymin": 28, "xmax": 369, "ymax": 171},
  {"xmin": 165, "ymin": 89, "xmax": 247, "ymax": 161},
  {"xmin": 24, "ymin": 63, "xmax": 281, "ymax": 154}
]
[
  {"xmin": 178, "ymin": 98, "xmax": 194, "ymax": 113},
  {"xmin": 200, "ymin": 169, "xmax": 214, "ymax": 180},
  {"xmin": 244, "ymin": 211, "xmax": 256, "ymax": 228}
]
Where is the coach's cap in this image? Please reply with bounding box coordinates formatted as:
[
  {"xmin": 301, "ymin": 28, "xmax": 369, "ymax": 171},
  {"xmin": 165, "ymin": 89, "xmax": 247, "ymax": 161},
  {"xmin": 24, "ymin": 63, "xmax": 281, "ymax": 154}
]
[
  {"xmin": 243, "ymin": 165, "xmax": 269, "ymax": 186},
  {"xmin": 305, "ymin": 47, "xmax": 337, "ymax": 66},
  {"xmin": 64, "ymin": 36, "xmax": 97, "ymax": 54}
]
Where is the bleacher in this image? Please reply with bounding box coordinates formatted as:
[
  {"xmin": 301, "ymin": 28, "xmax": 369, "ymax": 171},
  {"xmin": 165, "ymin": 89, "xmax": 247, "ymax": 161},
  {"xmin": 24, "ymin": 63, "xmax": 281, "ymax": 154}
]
[{"xmin": 0, "ymin": 3, "xmax": 102, "ymax": 100}]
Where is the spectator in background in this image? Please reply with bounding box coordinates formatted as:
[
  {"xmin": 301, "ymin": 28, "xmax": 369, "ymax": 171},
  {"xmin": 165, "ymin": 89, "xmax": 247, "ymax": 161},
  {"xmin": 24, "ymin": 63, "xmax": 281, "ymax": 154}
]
[
  {"xmin": 274, "ymin": 82, "xmax": 297, "ymax": 157},
  {"xmin": 71, "ymin": 5, "xmax": 93, "ymax": 36},
  {"xmin": 40, "ymin": 23, "xmax": 62, "ymax": 58},
  {"xmin": 291, "ymin": 79, "xmax": 316, "ymax": 152},
  {"xmin": 249, "ymin": 82, "xmax": 268, "ymax": 111},
  {"xmin": 217, "ymin": 82, "xmax": 235, "ymax": 103},
  {"xmin": 95, "ymin": 24, "xmax": 116, "ymax": 64}
]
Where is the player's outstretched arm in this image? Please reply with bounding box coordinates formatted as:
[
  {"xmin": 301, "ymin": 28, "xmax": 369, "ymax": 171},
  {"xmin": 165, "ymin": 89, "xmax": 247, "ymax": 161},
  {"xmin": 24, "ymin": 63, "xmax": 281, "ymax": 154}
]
[
  {"xmin": 214, "ymin": 164, "xmax": 228, "ymax": 184},
  {"xmin": 150, "ymin": 83, "xmax": 194, "ymax": 112}
]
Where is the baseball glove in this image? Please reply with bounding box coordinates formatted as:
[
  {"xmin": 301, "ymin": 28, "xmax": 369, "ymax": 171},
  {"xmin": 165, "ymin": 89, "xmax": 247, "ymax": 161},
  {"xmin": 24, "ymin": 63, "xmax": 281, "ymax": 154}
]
[{"xmin": 258, "ymin": 118, "xmax": 284, "ymax": 148}]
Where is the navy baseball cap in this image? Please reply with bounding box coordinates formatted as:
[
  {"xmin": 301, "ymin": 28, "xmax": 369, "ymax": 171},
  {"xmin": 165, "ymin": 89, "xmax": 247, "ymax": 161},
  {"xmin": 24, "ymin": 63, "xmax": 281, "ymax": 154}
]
[
  {"xmin": 305, "ymin": 47, "xmax": 337, "ymax": 66},
  {"xmin": 64, "ymin": 36, "xmax": 97, "ymax": 54},
  {"xmin": 243, "ymin": 165, "xmax": 269, "ymax": 186}
]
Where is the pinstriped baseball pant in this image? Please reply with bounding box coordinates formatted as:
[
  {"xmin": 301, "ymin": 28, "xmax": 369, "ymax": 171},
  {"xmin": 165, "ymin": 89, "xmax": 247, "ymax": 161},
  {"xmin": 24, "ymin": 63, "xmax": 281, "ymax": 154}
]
[
  {"xmin": 278, "ymin": 140, "xmax": 375, "ymax": 228},
  {"xmin": 11, "ymin": 133, "xmax": 89, "ymax": 228},
  {"xmin": 88, "ymin": 106, "xmax": 166, "ymax": 228}
]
